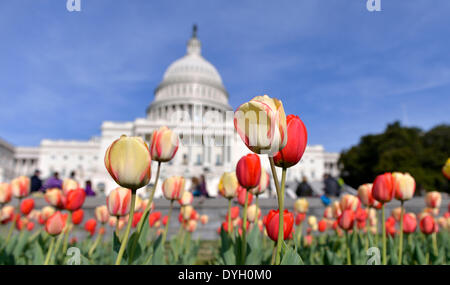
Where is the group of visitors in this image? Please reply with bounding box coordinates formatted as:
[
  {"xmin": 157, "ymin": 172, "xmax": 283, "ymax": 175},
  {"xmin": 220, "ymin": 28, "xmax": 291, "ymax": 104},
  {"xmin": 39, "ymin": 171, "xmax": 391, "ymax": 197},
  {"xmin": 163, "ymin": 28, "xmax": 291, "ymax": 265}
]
[{"xmin": 29, "ymin": 170, "xmax": 96, "ymax": 196}]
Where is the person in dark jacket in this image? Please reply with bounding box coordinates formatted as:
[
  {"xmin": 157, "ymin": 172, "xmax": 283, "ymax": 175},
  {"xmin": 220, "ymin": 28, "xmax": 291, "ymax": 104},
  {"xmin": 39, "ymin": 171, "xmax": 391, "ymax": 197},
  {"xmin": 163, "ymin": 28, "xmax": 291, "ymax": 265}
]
[
  {"xmin": 323, "ymin": 174, "xmax": 341, "ymax": 197},
  {"xmin": 30, "ymin": 170, "xmax": 42, "ymax": 192},
  {"xmin": 296, "ymin": 176, "xmax": 313, "ymax": 197}
]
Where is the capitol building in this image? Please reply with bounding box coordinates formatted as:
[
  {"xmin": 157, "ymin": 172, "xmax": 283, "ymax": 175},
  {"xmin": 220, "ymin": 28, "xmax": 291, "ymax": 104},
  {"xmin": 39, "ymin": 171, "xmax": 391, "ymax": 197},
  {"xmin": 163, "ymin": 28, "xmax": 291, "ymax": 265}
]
[{"xmin": 0, "ymin": 27, "xmax": 340, "ymax": 197}]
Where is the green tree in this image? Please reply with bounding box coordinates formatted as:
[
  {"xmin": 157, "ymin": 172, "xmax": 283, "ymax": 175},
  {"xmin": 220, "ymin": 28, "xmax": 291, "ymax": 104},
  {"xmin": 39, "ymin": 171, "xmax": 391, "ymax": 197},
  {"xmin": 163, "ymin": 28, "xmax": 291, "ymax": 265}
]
[{"xmin": 339, "ymin": 122, "xmax": 450, "ymax": 194}]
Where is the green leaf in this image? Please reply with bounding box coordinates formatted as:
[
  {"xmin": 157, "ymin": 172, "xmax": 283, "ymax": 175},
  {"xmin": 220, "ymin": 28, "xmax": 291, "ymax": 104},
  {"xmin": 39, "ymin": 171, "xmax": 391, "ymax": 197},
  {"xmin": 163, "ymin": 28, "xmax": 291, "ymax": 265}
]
[
  {"xmin": 280, "ymin": 244, "xmax": 304, "ymax": 265},
  {"xmin": 151, "ymin": 234, "xmax": 165, "ymax": 265},
  {"xmin": 414, "ymin": 243, "xmax": 426, "ymax": 265},
  {"xmin": 32, "ymin": 242, "xmax": 44, "ymax": 265}
]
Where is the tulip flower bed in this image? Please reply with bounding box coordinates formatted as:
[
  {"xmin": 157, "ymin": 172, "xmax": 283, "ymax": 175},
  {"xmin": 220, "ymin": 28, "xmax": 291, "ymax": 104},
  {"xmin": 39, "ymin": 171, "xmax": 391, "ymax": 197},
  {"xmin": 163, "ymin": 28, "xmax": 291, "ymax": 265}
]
[{"xmin": 1, "ymin": 94, "xmax": 449, "ymax": 265}]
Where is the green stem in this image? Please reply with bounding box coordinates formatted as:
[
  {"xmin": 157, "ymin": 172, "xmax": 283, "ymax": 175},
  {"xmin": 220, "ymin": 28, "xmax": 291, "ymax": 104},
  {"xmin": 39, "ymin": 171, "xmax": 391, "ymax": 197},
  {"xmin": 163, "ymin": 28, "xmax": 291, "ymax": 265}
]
[
  {"xmin": 296, "ymin": 223, "xmax": 303, "ymax": 248},
  {"xmin": 44, "ymin": 237, "xmax": 55, "ymax": 265},
  {"xmin": 241, "ymin": 190, "xmax": 249, "ymax": 265},
  {"xmin": 270, "ymin": 246, "xmax": 277, "ymax": 265},
  {"xmin": 128, "ymin": 162, "xmax": 161, "ymax": 262},
  {"xmin": 28, "ymin": 229, "xmax": 42, "ymax": 243},
  {"xmin": 398, "ymin": 201, "xmax": 404, "ymax": 265},
  {"xmin": 268, "ymin": 157, "xmax": 281, "ymax": 194},
  {"xmin": 3, "ymin": 198, "xmax": 21, "ymax": 246},
  {"xmin": 62, "ymin": 212, "xmax": 72, "ymax": 255},
  {"xmin": 88, "ymin": 229, "xmax": 103, "ymax": 258},
  {"xmin": 381, "ymin": 204, "xmax": 386, "ymax": 265},
  {"xmin": 52, "ymin": 213, "xmax": 71, "ymax": 264},
  {"xmin": 161, "ymin": 200, "xmax": 174, "ymax": 246},
  {"xmin": 115, "ymin": 192, "xmax": 136, "ymax": 265},
  {"xmin": 345, "ymin": 231, "xmax": 352, "ymax": 265},
  {"xmin": 432, "ymin": 232, "xmax": 438, "ymax": 257},
  {"xmin": 275, "ymin": 167, "xmax": 287, "ymax": 265},
  {"xmin": 227, "ymin": 199, "xmax": 232, "ymax": 234}
]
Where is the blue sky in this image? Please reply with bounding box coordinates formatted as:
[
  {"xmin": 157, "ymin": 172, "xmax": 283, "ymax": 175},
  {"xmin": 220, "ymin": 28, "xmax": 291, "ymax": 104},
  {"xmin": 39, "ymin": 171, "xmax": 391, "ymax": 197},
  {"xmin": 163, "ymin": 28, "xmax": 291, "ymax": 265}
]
[{"xmin": 0, "ymin": 0, "xmax": 449, "ymax": 152}]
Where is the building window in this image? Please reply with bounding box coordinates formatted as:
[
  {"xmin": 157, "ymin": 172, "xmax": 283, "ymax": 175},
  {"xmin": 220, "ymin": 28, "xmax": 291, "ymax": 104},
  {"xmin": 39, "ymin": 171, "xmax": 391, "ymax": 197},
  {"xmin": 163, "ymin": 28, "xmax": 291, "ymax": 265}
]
[
  {"xmin": 216, "ymin": 154, "xmax": 222, "ymax": 166},
  {"xmin": 63, "ymin": 156, "xmax": 68, "ymax": 160},
  {"xmin": 196, "ymin": 154, "xmax": 202, "ymax": 165},
  {"xmin": 183, "ymin": 154, "xmax": 188, "ymax": 165},
  {"xmin": 79, "ymin": 156, "xmax": 83, "ymax": 160}
]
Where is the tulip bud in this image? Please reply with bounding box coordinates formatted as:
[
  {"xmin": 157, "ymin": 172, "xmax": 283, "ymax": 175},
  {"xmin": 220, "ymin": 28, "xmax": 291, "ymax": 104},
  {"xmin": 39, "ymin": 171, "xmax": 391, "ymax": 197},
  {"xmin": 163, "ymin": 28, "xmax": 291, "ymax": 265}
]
[
  {"xmin": 84, "ymin": 218, "xmax": 97, "ymax": 236},
  {"xmin": 178, "ymin": 191, "xmax": 193, "ymax": 206},
  {"xmin": 39, "ymin": 206, "xmax": 55, "ymax": 224},
  {"xmin": 71, "ymin": 209, "xmax": 84, "ymax": 225},
  {"xmin": 149, "ymin": 212, "xmax": 161, "ymax": 227},
  {"xmin": 250, "ymin": 169, "xmax": 270, "ymax": 195},
  {"xmin": 0, "ymin": 183, "xmax": 12, "ymax": 204},
  {"xmin": 27, "ymin": 221, "xmax": 35, "ymax": 231},
  {"xmin": 273, "ymin": 115, "xmax": 307, "ymax": 168},
  {"xmin": 265, "ymin": 209, "xmax": 294, "ymax": 242},
  {"xmin": 355, "ymin": 207, "xmax": 368, "ymax": 222},
  {"xmin": 226, "ymin": 206, "xmax": 240, "ymax": 221},
  {"xmin": 104, "ymin": 135, "xmax": 152, "ymax": 190},
  {"xmin": 236, "ymin": 154, "xmax": 261, "ymax": 189},
  {"xmin": 357, "ymin": 183, "xmax": 374, "ymax": 207},
  {"xmin": 45, "ymin": 212, "xmax": 65, "ymax": 236},
  {"xmin": 294, "ymin": 198, "xmax": 309, "ymax": 214},
  {"xmin": 62, "ymin": 178, "xmax": 79, "ymax": 195},
  {"xmin": 390, "ymin": 207, "xmax": 402, "ymax": 221},
  {"xmin": 403, "ymin": 213, "xmax": 417, "ymax": 234},
  {"xmin": 340, "ymin": 194, "xmax": 359, "ymax": 211},
  {"xmin": 20, "ymin": 198, "xmax": 34, "ymax": 215},
  {"xmin": 331, "ymin": 201, "xmax": 342, "ymax": 218},
  {"xmin": 246, "ymin": 204, "xmax": 261, "ymax": 223},
  {"xmin": 181, "ymin": 205, "xmax": 194, "ymax": 221},
  {"xmin": 200, "ymin": 215, "xmax": 209, "ymax": 225},
  {"xmin": 236, "ymin": 186, "xmax": 253, "ymax": 206},
  {"xmin": 0, "ymin": 205, "xmax": 14, "ymax": 224},
  {"xmin": 317, "ymin": 219, "xmax": 327, "ymax": 232},
  {"xmin": 149, "ymin": 126, "xmax": 179, "ymax": 162},
  {"xmin": 107, "ymin": 187, "xmax": 131, "ymax": 217},
  {"xmin": 307, "ymin": 216, "xmax": 318, "ymax": 231},
  {"xmin": 323, "ymin": 206, "xmax": 333, "ymax": 219},
  {"xmin": 95, "ymin": 205, "xmax": 109, "ymax": 224},
  {"xmin": 419, "ymin": 215, "xmax": 436, "ymax": 235},
  {"xmin": 392, "ymin": 172, "xmax": 415, "ymax": 201},
  {"xmin": 44, "ymin": 188, "xmax": 64, "ymax": 209},
  {"xmin": 425, "ymin": 191, "xmax": 442, "ymax": 209},
  {"xmin": 338, "ymin": 210, "xmax": 355, "ymax": 231},
  {"xmin": 295, "ymin": 212, "xmax": 306, "ymax": 225},
  {"xmin": 65, "ymin": 188, "xmax": 86, "ymax": 211},
  {"xmin": 218, "ymin": 172, "xmax": 239, "ymax": 199},
  {"xmin": 185, "ymin": 219, "xmax": 198, "ymax": 233},
  {"xmin": 11, "ymin": 176, "xmax": 30, "ymax": 198},
  {"xmin": 162, "ymin": 176, "xmax": 185, "ymax": 201},
  {"xmin": 372, "ymin": 173, "xmax": 394, "ymax": 203},
  {"xmin": 234, "ymin": 95, "xmax": 287, "ymax": 155}
]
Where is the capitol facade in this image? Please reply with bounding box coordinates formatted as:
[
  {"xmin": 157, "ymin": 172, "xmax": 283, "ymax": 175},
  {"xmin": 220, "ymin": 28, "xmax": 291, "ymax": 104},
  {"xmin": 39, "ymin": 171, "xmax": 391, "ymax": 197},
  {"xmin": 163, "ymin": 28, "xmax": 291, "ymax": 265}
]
[{"xmin": 0, "ymin": 28, "xmax": 340, "ymax": 197}]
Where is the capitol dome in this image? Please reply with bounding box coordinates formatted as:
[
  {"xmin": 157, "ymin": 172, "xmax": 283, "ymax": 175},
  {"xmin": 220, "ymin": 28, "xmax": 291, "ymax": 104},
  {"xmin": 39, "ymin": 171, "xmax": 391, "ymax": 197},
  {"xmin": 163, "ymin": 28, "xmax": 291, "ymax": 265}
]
[{"xmin": 147, "ymin": 26, "xmax": 232, "ymax": 121}]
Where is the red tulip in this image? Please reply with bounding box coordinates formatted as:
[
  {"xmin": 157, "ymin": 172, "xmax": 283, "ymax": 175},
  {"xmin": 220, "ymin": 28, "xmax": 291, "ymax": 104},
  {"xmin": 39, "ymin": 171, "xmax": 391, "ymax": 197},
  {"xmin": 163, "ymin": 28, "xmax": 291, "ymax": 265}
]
[
  {"xmin": 84, "ymin": 218, "xmax": 97, "ymax": 236},
  {"xmin": 65, "ymin": 188, "xmax": 86, "ymax": 211},
  {"xmin": 265, "ymin": 209, "xmax": 294, "ymax": 242},
  {"xmin": 318, "ymin": 219, "xmax": 327, "ymax": 232},
  {"xmin": 355, "ymin": 207, "xmax": 368, "ymax": 222},
  {"xmin": 132, "ymin": 212, "xmax": 143, "ymax": 228},
  {"xmin": 338, "ymin": 210, "xmax": 355, "ymax": 231},
  {"xmin": 27, "ymin": 221, "xmax": 35, "ymax": 231},
  {"xmin": 149, "ymin": 212, "xmax": 161, "ymax": 227},
  {"xmin": 236, "ymin": 154, "xmax": 261, "ymax": 189},
  {"xmin": 45, "ymin": 212, "xmax": 65, "ymax": 236},
  {"xmin": 236, "ymin": 187, "xmax": 253, "ymax": 206},
  {"xmin": 221, "ymin": 221, "xmax": 233, "ymax": 233},
  {"xmin": 71, "ymin": 209, "xmax": 84, "ymax": 225},
  {"xmin": 419, "ymin": 215, "xmax": 436, "ymax": 235},
  {"xmin": 273, "ymin": 115, "xmax": 307, "ymax": 168},
  {"xmin": 385, "ymin": 217, "xmax": 397, "ymax": 236},
  {"xmin": 226, "ymin": 206, "xmax": 240, "ymax": 220},
  {"xmin": 295, "ymin": 212, "xmax": 306, "ymax": 225},
  {"xmin": 162, "ymin": 215, "xmax": 168, "ymax": 226},
  {"xmin": 403, "ymin": 213, "xmax": 417, "ymax": 234},
  {"xmin": 372, "ymin": 173, "xmax": 394, "ymax": 203},
  {"xmin": 20, "ymin": 198, "xmax": 34, "ymax": 215}
]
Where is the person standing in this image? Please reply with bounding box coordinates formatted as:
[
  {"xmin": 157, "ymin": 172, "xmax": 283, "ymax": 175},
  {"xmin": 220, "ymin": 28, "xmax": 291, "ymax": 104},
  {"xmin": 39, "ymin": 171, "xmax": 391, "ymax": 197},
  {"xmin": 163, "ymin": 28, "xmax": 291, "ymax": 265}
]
[
  {"xmin": 199, "ymin": 175, "xmax": 210, "ymax": 198},
  {"xmin": 42, "ymin": 172, "xmax": 63, "ymax": 191},
  {"xmin": 296, "ymin": 176, "xmax": 313, "ymax": 197},
  {"xmin": 84, "ymin": 180, "xmax": 96, "ymax": 196},
  {"xmin": 323, "ymin": 173, "xmax": 341, "ymax": 197},
  {"xmin": 30, "ymin": 170, "xmax": 42, "ymax": 192}
]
